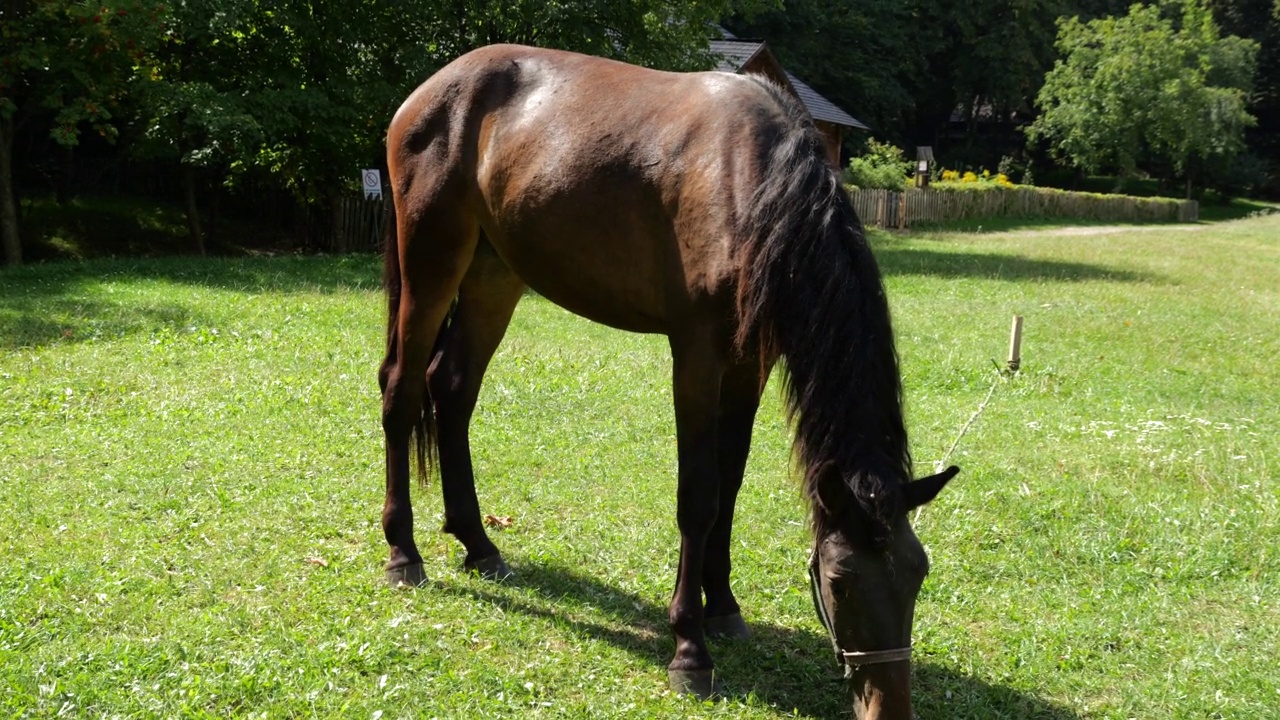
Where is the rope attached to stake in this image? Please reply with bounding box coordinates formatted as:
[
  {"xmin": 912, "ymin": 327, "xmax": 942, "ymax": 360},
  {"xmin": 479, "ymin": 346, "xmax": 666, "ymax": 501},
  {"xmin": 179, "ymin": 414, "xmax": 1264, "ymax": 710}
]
[
  {"xmin": 933, "ymin": 381, "xmax": 999, "ymax": 476},
  {"xmin": 921, "ymin": 315, "xmax": 1024, "ymax": 517}
]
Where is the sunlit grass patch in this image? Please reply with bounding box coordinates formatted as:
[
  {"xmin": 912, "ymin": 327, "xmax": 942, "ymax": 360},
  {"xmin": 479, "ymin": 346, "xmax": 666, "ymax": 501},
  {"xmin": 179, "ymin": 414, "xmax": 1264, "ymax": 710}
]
[{"xmin": 2, "ymin": 214, "xmax": 1278, "ymax": 718}]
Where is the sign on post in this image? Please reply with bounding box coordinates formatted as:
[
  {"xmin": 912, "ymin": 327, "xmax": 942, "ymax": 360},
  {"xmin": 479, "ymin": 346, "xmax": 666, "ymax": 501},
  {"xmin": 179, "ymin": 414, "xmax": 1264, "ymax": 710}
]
[{"xmin": 362, "ymin": 169, "xmax": 382, "ymax": 200}]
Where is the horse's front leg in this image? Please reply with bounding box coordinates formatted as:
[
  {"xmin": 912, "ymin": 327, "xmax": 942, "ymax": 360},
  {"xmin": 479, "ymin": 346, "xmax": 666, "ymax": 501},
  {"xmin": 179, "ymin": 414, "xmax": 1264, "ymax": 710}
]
[
  {"xmin": 666, "ymin": 336, "xmax": 726, "ymax": 699},
  {"xmin": 702, "ymin": 360, "xmax": 768, "ymax": 640}
]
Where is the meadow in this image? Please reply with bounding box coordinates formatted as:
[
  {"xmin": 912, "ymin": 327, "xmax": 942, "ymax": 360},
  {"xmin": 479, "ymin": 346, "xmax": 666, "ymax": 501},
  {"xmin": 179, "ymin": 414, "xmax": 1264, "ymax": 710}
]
[{"xmin": 1, "ymin": 215, "xmax": 1277, "ymax": 718}]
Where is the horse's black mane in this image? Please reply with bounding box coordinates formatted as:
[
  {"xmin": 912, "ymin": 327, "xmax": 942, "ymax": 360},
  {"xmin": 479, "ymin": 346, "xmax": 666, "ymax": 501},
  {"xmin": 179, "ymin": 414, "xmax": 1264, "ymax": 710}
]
[{"xmin": 734, "ymin": 77, "xmax": 912, "ymax": 539}]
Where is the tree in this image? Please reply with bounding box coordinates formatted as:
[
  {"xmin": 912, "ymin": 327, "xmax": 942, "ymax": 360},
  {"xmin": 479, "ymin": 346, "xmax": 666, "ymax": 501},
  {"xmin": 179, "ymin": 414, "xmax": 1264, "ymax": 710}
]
[
  {"xmin": 908, "ymin": 0, "xmax": 1067, "ymax": 162},
  {"xmin": 131, "ymin": 0, "xmax": 772, "ymax": 254},
  {"xmin": 1, "ymin": 0, "xmax": 164, "ymax": 266},
  {"xmin": 1204, "ymin": 0, "xmax": 1280, "ymax": 195},
  {"xmin": 725, "ymin": 0, "xmax": 919, "ymax": 143},
  {"xmin": 428, "ymin": 0, "xmax": 774, "ymax": 71},
  {"xmin": 1027, "ymin": 0, "xmax": 1258, "ymax": 196},
  {"xmin": 131, "ymin": 2, "xmax": 274, "ymax": 255},
  {"xmin": 129, "ymin": 0, "xmax": 439, "ymax": 253},
  {"xmin": 727, "ymin": 0, "xmax": 1071, "ymax": 163}
]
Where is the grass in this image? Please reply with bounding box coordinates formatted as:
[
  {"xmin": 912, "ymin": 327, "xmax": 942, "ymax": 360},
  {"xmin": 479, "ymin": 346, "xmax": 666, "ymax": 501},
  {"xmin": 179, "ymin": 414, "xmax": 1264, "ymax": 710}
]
[
  {"xmin": 2, "ymin": 215, "xmax": 1278, "ymax": 718},
  {"xmin": 908, "ymin": 215, "xmax": 1162, "ymax": 234}
]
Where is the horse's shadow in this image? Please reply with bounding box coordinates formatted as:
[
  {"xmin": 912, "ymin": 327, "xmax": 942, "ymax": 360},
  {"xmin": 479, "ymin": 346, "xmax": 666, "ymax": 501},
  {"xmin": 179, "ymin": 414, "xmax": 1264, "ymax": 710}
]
[
  {"xmin": 0, "ymin": 255, "xmax": 380, "ymax": 349},
  {"xmin": 874, "ymin": 245, "xmax": 1160, "ymax": 284},
  {"xmin": 431, "ymin": 560, "xmax": 1077, "ymax": 719}
]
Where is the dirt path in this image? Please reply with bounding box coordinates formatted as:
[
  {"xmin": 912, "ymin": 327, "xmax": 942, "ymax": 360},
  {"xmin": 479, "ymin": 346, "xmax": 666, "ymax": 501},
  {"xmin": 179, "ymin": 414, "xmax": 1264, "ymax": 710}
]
[{"xmin": 1008, "ymin": 224, "xmax": 1204, "ymax": 237}]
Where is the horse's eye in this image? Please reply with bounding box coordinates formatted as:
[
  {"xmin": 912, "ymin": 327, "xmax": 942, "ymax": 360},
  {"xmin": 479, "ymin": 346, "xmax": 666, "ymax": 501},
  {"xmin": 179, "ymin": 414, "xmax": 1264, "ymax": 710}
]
[{"xmin": 824, "ymin": 567, "xmax": 858, "ymax": 586}]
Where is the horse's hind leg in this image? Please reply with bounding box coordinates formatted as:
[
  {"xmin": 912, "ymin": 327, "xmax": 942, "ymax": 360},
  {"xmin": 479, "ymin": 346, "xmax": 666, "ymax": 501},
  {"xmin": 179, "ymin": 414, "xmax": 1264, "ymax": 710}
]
[
  {"xmin": 380, "ymin": 198, "xmax": 479, "ymax": 586},
  {"xmin": 429, "ymin": 238, "xmax": 525, "ymax": 579},
  {"xmin": 702, "ymin": 360, "xmax": 767, "ymax": 640}
]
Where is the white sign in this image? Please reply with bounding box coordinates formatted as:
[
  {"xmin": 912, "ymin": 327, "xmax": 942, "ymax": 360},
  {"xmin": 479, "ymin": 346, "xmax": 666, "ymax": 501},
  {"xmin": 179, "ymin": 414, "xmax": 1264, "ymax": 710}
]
[
  {"xmin": 917, "ymin": 160, "xmax": 929, "ymax": 173},
  {"xmin": 362, "ymin": 169, "xmax": 382, "ymax": 199}
]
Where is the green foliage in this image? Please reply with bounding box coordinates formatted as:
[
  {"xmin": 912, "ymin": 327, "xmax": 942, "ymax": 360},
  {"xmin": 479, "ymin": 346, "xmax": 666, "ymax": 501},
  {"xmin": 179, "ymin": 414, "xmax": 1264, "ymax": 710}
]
[
  {"xmin": 1028, "ymin": 1, "xmax": 1259, "ymax": 194},
  {"xmin": 1, "ymin": 0, "xmax": 777, "ymax": 265},
  {"xmin": 845, "ymin": 139, "xmax": 912, "ymax": 190},
  {"xmin": 725, "ymin": 0, "xmax": 919, "ymax": 139},
  {"xmin": 428, "ymin": 0, "xmax": 776, "ymax": 72},
  {"xmin": 1212, "ymin": 151, "xmax": 1273, "ymax": 197},
  {"xmin": 912, "ymin": 0, "xmax": 1066, "ymax": 134},
  {"xmin": 129, "ymin": 0, "xmax": 774, "ymax": 204},
  {"xmin": 0, "ymin": 0, "xmax": 166, "ymax": 143},
  {"xmin": 880, "ymin": 183, "xmax": 1196, "ymax": 226},
  {"xmin": 726, "ymin": 0, "xmax": 1068, "ymax": 151},
  {"xmin": 1, "ymin": 0, "xmax": 169, "ymax": 265}
]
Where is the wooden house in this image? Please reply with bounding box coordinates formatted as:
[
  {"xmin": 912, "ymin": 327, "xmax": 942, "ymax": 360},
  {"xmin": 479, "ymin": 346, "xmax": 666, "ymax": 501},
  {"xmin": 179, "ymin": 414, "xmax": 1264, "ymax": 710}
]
[{"xmin": 710, "ymin": 34, "xmax": 868, "ymax": 166}]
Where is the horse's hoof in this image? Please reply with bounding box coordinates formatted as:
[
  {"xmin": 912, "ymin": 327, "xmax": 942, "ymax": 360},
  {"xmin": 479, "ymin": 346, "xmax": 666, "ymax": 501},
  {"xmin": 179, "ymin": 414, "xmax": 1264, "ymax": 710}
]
[
  {"xmin": 465, "ymin": 554, "xmax": 513, "ymax": 581},
  {"xmin": 704, "ymin": 613, "xmax": 750, "ymax": 640},
  {"xmin": 668, "ymin": 669, "xmax": 723, "ymax": 700},
  {"xmin": 385, "ymin": 562, "xmax": 426, "ymax": 588}
]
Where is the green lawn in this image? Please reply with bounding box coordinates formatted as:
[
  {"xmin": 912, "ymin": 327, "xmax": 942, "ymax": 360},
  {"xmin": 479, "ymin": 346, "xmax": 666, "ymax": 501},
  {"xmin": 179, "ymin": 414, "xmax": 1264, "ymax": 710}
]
[{"xmin": 2, "ymin": 215, "xmax": 1277, "ymax": 718}]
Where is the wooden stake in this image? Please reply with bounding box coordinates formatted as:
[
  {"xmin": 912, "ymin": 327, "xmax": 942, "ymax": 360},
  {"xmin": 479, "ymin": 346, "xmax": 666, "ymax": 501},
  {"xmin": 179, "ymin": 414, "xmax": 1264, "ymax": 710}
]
[{"xmin": 1007, "ymin": 314, "xmax": 1024, "ymax": 373}]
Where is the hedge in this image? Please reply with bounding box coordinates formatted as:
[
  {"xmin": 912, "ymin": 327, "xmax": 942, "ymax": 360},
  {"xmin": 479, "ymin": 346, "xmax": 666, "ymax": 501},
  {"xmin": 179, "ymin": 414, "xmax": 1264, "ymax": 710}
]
[{"xmin": 848, "ymin": 184, "xmax": 1198, "ymax": 228}]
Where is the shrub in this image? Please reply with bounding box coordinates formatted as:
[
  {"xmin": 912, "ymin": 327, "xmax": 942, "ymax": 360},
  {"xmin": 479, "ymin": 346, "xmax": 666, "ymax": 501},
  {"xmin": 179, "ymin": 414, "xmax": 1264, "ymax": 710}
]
[
  {"xmin": 935, "ymin": 166, "xmax": 1015, "ymax": 188},
  {"xmin": 845, "ymin": 139, "xmax": 912, "ymax": 190},
  {"xmin": 1206, "ymin": 153, "xmax": 1270, "ymax": 201}
]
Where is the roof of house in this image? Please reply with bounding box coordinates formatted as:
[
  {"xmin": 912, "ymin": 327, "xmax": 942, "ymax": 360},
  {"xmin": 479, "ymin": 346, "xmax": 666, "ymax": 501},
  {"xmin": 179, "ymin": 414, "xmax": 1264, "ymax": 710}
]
[{"xmin": 709, "ymin": 39, "xmax": 869, "ymax": 131}]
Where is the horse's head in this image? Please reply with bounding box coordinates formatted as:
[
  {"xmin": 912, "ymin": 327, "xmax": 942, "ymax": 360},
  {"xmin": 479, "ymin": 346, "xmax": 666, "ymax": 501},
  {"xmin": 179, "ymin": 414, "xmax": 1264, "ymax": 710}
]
[{"xmin": 808, "ymin": 464, "xmax": 960, "ymax": 719}]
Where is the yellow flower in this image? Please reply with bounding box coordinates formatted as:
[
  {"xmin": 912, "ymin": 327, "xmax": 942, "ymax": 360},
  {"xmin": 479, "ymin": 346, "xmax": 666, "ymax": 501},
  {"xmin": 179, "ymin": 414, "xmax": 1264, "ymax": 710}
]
[{"xmin": 962, "ymin": 171, "xmax": 978, "ymax": 183}]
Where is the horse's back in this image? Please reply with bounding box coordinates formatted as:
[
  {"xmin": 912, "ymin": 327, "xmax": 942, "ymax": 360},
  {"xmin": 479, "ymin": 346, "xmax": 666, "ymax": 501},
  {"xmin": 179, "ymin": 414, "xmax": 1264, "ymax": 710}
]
[{"xmin": 388, "ymin": 45, "xmax": 794, "ymax": 336}]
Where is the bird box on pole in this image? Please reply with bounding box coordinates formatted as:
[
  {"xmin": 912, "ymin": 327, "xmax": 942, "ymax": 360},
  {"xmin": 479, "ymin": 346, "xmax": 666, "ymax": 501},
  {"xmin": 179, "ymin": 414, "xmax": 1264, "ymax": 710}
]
[{"xmin": 915, "ymin": 146, "xmax": 935, "ymax": 189}]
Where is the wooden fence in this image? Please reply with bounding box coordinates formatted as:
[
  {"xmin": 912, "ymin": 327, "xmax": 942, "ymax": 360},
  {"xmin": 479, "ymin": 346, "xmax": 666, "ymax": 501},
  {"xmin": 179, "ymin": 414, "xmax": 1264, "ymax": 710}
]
[
  {"xmin": 324, "ymin": 187, "xmax": 1199, "ymax": 253},
  {"xmin": 328, "ymin": 195, "xmax": 388, "ymax": 252},
  {"xmin": 849, "ymin": 187, "xmax": 1199, "ymax": 229}
]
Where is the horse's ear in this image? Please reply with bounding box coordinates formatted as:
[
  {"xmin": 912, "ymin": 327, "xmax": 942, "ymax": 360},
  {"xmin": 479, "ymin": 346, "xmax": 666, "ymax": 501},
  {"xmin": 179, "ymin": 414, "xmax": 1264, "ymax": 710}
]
[
  {"xmin": 902, "ymin": 465, "xmax": 960, "ymax": 511},
  {"xmin": 808, "ymin": 461, "xmax": 847, "ymax": 516}
]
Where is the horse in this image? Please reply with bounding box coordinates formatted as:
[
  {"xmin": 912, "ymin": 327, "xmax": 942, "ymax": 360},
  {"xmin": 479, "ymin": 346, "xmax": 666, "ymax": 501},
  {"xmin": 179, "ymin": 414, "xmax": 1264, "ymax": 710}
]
[{"xmin": 378, "ymin": 44, "xmax": 959, "ymax": 718}]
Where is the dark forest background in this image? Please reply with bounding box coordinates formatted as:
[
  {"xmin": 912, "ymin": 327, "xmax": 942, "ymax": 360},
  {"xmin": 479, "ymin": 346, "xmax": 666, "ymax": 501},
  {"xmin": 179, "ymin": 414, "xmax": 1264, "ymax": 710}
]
[{"xmin": 3, "ymin": 0, "xmax": 1277, "ymax": 265}]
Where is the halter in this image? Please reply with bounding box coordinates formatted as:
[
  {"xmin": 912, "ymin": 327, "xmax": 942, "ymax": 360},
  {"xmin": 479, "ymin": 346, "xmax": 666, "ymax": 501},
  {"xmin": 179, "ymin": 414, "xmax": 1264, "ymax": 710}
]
[{"xmin": 808, "ymin": 552, "xmax": 913, "ymax": 669}]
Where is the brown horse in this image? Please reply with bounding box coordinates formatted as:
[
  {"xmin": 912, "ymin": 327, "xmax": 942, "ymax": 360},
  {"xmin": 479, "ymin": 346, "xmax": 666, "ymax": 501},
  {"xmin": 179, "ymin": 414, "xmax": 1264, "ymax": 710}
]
[{"xmin": 378, "ymin": 44, "xmax": 958, "ymax": 718}]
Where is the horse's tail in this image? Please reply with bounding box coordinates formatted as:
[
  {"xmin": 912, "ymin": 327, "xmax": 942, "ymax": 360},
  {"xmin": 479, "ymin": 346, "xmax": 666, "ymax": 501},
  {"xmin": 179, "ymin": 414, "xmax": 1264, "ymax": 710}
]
[{"xmin": 382, "ymin": 201, "xmax": 444, "ymax": 484}]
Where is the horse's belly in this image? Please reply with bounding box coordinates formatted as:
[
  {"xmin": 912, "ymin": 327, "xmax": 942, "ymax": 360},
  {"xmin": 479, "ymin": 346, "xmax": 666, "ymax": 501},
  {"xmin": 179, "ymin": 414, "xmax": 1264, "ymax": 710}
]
[{"xmin": 491, "ymin": 231, "xmax": 673, "ymax": 334}]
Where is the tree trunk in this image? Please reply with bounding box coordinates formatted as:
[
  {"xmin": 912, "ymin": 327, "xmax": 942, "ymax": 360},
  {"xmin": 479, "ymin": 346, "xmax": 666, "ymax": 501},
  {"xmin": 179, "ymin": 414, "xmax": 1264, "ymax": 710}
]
[
  {"xmin": 1185, "ymin": 173, "xmax": 1194, "ymax": 201},
  {"xmin": 0, "ymin": 115, "xmax": 22, "ymax": 267},
  {"xmin": 181, "ymin": 164, "xmax": 206, "ymax": 256}
]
